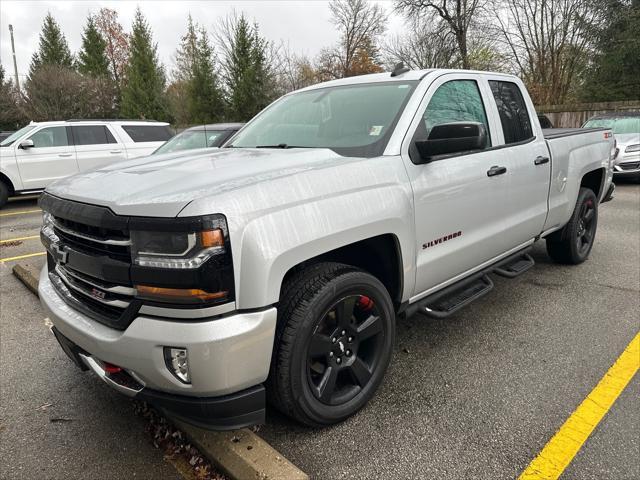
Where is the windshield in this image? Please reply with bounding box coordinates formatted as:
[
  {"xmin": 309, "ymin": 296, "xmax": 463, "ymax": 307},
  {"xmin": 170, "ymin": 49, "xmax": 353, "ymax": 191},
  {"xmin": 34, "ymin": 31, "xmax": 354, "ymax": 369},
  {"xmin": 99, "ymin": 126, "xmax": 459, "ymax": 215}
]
[
  {"xmin": 153, "ymin": 129, "xmax": 226, "ymax": 155},
  {"xmin": 228, "ymin": 81, "xmax": 418, "ymax": 157},
  {"xmin": 583, "ymin": 117, "xmax": 640, "ymax": 134},
  {"xmin": 0, "ymin": 125, "xmax": 36, "ymax": 147}
]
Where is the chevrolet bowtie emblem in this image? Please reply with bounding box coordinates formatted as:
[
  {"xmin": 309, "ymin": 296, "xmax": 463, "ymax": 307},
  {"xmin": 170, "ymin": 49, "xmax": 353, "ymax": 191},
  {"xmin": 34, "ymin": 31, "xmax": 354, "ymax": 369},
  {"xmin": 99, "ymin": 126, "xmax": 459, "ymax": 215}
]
[{"xmin": 53, "ymin": 244, "xmax": 69, "ymax": 265}]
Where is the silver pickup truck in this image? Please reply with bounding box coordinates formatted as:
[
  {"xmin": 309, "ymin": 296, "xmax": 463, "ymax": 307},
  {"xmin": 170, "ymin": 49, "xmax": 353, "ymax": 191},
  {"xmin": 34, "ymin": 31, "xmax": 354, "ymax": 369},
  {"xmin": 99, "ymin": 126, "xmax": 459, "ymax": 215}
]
[{"xmin": 38, "ymin": 68, "xmax": 615, "ymax": 430}]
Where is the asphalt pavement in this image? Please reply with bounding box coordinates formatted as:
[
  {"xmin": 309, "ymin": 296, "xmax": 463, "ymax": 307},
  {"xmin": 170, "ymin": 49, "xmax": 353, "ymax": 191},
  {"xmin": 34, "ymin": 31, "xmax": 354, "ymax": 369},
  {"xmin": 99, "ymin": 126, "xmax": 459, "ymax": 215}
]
[{"xmin": 0, "ymin": 183, "xmax": 638, "ymax": 480}]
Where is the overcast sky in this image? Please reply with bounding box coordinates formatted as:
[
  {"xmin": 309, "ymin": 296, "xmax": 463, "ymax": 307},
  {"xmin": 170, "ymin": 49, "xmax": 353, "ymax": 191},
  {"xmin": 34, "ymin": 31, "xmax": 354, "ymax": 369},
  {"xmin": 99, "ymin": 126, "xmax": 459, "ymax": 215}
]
[{"xmin": 0, "ymin": 0, "xmax": 403, "ymax": 84}]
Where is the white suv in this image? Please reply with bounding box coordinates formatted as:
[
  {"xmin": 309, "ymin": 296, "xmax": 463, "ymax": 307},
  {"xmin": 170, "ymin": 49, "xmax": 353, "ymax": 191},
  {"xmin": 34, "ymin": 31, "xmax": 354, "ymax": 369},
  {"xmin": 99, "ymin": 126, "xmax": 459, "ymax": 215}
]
[{"xmin": 0, "ymin": 120, "xmax": 174, "ymax": 206}]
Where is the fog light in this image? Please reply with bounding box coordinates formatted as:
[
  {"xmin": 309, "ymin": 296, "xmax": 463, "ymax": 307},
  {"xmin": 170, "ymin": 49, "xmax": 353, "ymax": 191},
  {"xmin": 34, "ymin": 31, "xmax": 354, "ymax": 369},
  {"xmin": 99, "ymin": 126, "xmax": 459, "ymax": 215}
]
[{"xmin": 164, "ymin": 347, "xmax": 190, "ymax": 384}]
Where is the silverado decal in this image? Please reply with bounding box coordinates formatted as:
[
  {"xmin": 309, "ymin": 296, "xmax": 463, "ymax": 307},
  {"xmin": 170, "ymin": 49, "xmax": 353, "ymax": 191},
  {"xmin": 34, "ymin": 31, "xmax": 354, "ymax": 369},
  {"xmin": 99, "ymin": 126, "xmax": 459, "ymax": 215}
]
[{"xmin": 422, "ymin": 231, "xmax": 462, "ymax": 249}]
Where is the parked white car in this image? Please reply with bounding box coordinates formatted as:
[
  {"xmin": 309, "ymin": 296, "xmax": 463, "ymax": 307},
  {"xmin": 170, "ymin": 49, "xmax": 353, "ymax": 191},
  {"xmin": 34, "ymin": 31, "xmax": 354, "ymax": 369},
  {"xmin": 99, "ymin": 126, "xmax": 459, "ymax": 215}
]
[{"xmin": 0, "ymin": 120, "xmax": 174, "ymax": 206}]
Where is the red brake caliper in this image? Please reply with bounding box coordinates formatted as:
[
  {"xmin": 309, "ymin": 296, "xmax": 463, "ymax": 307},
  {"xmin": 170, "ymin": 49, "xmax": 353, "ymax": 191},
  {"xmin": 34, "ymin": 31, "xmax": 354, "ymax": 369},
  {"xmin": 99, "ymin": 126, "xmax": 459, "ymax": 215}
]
[{"xmin": 357, "ymin": 295, "xmax": 374, "ymax": 311}]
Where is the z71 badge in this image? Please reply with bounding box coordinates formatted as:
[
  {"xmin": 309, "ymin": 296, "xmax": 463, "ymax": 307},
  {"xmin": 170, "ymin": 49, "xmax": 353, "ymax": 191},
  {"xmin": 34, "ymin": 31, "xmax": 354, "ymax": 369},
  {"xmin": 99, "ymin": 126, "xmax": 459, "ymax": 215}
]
[{"xmin": 423, "ymin": 231, "xmax": 462, "ymax": 249}]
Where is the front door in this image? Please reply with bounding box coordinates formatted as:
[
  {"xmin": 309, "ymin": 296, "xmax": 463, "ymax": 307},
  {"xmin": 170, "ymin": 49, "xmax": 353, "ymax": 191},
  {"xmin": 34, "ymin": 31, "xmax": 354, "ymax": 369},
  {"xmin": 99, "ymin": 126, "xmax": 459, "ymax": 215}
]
[
  {"xmin": 15, "ymin": 126, "xmax": 78, "ymax": 190},
  {"xmin": 401, "ymin": 74, "xmax": 513, "ymax": 298}
]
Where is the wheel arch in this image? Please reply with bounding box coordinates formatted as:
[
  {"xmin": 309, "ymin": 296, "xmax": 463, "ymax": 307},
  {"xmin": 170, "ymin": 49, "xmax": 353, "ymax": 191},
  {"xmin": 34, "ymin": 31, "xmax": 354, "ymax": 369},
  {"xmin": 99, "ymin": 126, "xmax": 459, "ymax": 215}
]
[
  {"xmin": 0, "ymin": 171, "xmax": 16, "ymax": 195},
  {"xmin": 280, "ymin": 234, "xmax": 404, "ymax": 310},
  {"xmin": 580, "ymin": 167, "xmax": 605, "ymax": 199}
]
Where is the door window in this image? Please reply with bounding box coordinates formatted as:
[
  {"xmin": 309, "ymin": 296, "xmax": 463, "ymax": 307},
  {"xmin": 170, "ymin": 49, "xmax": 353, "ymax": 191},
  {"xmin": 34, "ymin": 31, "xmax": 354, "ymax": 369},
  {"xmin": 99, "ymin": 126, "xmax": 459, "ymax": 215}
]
[
  {"xmin": 28, "ymin": 127, "xmax": 69, "ymax": 148},
  {"xmin": 420, "ymin": 80, "xmax": 490, "ymax": 142},
  {"xmin": 489, "ymin": 81, "xmax": 533, "ymax": 144},
  {"xmin": 72, "ymin": 126, "xmax": 117, "ymax": 145}
]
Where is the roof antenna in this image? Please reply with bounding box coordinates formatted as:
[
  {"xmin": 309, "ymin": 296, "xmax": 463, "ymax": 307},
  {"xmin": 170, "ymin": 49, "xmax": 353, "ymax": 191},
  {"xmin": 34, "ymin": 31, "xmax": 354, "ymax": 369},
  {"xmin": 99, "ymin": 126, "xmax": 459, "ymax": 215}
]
[{"xmin": 391, "ymin": 62, "xmax": 410, "ymax": 77}]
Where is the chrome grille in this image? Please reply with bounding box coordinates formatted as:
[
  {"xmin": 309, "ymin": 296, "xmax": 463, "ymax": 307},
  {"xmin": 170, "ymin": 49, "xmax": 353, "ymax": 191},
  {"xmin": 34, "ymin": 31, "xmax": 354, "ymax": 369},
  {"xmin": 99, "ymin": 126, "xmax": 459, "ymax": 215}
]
[
  {"xmin": 618, "ymin": 161, "xmax": 640, "ymax": 171},
  {"xmin": 54, "ymin": 264, "xmax": 136, "ymax": 314},
  {"xmin": 52, "ymin": 216, "xmax": 131, "ymax": 260}
]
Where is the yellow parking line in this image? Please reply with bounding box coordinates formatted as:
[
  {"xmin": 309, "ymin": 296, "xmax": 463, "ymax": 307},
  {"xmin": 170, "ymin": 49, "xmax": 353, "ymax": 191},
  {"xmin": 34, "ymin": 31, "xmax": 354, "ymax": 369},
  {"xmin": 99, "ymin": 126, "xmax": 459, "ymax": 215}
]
[
  {"xmin": 0, "ymin": 251, "xmax": 46, "ymax": 263},
  {"xmin": 0, "ymin": 209, "xmax": 41, "ymax": 217},
  {"xmin": 519, "ymin": 332, "xmax": 640, "ymax": 480},
  {"xmin": 0, "ymin": 235, "xmax": 40, "ymax": 244}
]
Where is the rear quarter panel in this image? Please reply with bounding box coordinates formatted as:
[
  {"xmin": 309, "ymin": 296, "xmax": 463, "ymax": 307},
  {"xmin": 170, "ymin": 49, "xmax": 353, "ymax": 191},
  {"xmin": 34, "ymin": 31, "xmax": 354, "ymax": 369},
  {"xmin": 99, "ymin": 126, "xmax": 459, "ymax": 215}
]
[{"xmin": 544, "ymin": 130, "xmax": 614, "ymax": 232}]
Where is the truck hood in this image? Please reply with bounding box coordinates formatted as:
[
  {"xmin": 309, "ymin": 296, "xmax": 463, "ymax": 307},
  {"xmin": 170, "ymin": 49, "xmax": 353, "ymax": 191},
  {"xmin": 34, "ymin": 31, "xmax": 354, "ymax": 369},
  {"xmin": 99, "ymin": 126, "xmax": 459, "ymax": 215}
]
[{"xmin": 45, "ymin": 148, "xmax": 351, "ymax": 216}]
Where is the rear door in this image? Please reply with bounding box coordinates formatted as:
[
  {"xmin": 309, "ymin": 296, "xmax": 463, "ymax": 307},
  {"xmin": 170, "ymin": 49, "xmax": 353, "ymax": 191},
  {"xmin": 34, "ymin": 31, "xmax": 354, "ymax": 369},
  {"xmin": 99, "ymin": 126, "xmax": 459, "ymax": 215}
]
[
  {"xmin": 15, "ymin": 126, "xmax": 78, "ymax": 190},
  {"xmin": 71, "ymin": 125, "xmax": 126, "ymax": 171},
  {"xmin": 485, "ymin": 78, "xmax": 550, "ymax": 244},
  {"xmin": 401, "ymin": 73, "xmax": 513, "ymax": 297}
]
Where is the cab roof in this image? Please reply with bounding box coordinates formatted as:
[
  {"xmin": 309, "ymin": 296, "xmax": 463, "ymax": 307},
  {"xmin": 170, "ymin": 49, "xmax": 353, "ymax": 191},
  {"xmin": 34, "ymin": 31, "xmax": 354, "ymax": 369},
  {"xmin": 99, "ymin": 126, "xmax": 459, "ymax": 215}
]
[
  {"xmin": 28, "ymin": 119, "xmax": 170, "ymax": 126},
  {"xmin": 297, "ymin": 68, "xmax": 520, "ymax": 93}
]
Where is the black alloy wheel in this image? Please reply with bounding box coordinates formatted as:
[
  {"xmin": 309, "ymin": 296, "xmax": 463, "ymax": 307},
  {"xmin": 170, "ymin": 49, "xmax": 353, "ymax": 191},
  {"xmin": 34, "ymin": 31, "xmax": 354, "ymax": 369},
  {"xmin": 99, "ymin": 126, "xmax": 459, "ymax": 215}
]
[
  {"xmin": 268, "ymin": 262, "xmax": 395, "ymax": 426},
  {"xmin": 307, "ymin": 294, "xmax": 384, "ymax": 406},
  {"xmin": 575, "ymin": 196, "xmax": 596, "ymax": 257},
  {"xmin": 546, "ymin": 187, "xmax": 599, "ymax": 264}
]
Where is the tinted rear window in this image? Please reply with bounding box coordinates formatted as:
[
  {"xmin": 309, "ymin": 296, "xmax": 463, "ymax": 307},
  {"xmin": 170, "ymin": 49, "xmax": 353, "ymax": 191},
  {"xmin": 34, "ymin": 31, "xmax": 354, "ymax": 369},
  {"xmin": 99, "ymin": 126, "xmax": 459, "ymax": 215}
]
[
  {"xmin": 489, "ymin": 81, "xmax": 534, "ymax": 144},
  {"xmin": 121, "ymin": 125, "xmax": 173, "ymax": 143},
  {"xmin": 72, "ymin": 126, "xmax": 117, "ymax": 145}
]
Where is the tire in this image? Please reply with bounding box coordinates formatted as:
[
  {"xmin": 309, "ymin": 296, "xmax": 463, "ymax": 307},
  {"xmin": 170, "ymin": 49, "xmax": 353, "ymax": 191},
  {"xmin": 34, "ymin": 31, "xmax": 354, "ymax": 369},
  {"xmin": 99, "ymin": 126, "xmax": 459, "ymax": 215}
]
[
  {"xmin": 268, "ymin": 262, "xmax": 395, "ymax": 427},
  {"xmin": 0, "ymin": 181, "xmax": 8, "ymax": 208},
  {"xmin": 546, "ymin": 187, "xmax": 598, "ymax": 264}
]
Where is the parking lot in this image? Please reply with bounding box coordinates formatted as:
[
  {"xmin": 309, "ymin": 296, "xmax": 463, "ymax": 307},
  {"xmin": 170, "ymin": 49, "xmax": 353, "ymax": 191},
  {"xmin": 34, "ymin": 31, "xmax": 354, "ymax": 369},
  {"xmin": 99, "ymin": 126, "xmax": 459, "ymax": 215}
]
[{"xmin": 1, "ymin": 183, "xmax": 638, "ymax": 480}]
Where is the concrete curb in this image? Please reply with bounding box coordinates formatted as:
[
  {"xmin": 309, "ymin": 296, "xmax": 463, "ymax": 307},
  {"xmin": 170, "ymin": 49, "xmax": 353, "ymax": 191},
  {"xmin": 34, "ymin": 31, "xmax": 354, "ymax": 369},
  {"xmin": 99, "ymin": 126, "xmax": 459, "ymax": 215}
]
[
  {"xmin": 12, "ymin": 261, "xmax": 309, "ymax": 480},
  {"xmin": 12, "ymin": 263, "xmax": 40, "ymax": 297},
  {"xmin": 172, "ymin": 419, "xmax": 308, "ymax": 480}
]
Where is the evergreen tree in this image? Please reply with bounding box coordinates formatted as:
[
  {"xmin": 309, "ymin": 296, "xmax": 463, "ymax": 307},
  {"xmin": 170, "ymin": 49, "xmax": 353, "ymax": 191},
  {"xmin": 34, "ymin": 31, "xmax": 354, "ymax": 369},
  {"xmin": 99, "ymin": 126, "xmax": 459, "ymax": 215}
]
[
  {"xmin": 223, "ymin": 15, "xmax": 273, "ymax": 121},
  {"xmin": 120, "ymin": 8, "xmax": 169, "ymax": 120},
  {"xmin": 78, "ymin": 16, "xmax": 110, "ymax": 77},
  {"xmin": 581, "ymin": 0, "xmax": 640, "ymax": 101},
  {"xmin": 187, "ymin": 27, "xmax": 224, "ymax": 123},
  {"xmin": 173, "ymin": 15, "xmax": 198, "ymax": 83},
  {"xmin": 29, "ymin": 12, "xmax": 74, "ymax": 77}
]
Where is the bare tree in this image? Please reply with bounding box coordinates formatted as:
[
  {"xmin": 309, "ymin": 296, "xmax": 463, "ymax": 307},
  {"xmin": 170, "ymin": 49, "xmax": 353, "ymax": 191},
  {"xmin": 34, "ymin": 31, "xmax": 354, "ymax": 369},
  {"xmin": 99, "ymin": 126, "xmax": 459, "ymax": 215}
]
[
  {"xmin": 23, "ymin": 65, "xmax": 116, "ymax": 121},
  {"xmin": 395, "ymin": 0, "xmax": 483, "ymax": 69},
  {"xmin": 383, "ymin": 20, "xmax": 459, "ymax": 69},
  {"xmin": 0, "ymin": 65, "xmax": 26, "ymax": 129},
  {"xmin": 492, "ymin": 0, "xmax": 596, "ymax": 104},
  {"xmin": 94, "ymin": 8, "xmax": 129, "ymax": 89},
  {"xmin": 325, "ymin": 0, "xmax": 387, "ymax": 78},
  {"xmin": 278, "ymin": 45, "xmax": 317, "ymax": 92}
]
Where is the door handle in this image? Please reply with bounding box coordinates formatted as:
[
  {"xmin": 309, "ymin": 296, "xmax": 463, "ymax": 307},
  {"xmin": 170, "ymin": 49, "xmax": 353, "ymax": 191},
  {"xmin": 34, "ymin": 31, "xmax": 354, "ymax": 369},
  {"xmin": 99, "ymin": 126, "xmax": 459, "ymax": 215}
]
[
  {"xmin": 110, "ymin": 150, "xmax": 122, "ymax": 154},
  {"xmin": 487, "ymin": 165, "xmax": 507, "ymax": 177},
  {"xmin": 534, "ymin": 156, "xmax": 550, "ymax": 165},
  {"xmin": 58, "ymin": 153, "xmax": 73, "ymax": 157}
]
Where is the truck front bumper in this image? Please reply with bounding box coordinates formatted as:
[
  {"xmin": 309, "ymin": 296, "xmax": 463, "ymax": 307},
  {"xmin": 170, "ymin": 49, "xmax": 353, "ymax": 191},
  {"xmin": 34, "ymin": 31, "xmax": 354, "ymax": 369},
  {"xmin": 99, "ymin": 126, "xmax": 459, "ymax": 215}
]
[{"xmin": 40, "ymin": 268, "xmax": 277, "ymax": 430}]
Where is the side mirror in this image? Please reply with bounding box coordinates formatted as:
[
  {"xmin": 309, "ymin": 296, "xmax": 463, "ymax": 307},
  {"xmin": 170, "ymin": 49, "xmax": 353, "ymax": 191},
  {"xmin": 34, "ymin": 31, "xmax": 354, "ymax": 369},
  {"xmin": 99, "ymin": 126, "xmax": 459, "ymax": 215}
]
[
  {"xmin": 19, "ymin": 139, "xmax": 34, "ymax": 150},
  {"xmin": 415, "ymin": 122, "xmax": 487, "ymax": 163}
]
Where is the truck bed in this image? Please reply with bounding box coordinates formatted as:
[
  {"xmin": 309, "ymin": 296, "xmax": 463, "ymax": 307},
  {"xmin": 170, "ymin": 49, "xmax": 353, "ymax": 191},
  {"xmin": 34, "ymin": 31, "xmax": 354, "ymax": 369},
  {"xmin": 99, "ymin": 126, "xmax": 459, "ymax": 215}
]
[
  {"xmin": 542, "ymin": 126, "xmax": 613, "ymax": 234},
  {"xmin": 543, "ymin": 127, "xmax": 607, "ymax": 139}
]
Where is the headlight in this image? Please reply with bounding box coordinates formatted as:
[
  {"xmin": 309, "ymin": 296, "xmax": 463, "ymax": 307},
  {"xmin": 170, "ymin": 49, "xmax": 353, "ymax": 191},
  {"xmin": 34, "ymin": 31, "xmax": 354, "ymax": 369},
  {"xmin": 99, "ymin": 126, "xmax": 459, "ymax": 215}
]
[
  {"xmin": 129, "ymin": 214, "xmax": 235, "ymax": 306},
  {"xmin": 625, "ymin": 144, "xmax": 640, "ymax": 153},
  {"xmin": 131, "ymin": 229, "xmax": 224, "ymax": 269}
]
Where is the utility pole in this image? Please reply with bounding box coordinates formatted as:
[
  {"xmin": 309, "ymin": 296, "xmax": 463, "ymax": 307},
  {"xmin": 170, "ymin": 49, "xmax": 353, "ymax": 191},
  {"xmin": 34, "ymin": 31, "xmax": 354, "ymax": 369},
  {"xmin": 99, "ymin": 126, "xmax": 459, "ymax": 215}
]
[{"xmin": 9, "ymin": 24, "xmax": 20, "ymax": 91}]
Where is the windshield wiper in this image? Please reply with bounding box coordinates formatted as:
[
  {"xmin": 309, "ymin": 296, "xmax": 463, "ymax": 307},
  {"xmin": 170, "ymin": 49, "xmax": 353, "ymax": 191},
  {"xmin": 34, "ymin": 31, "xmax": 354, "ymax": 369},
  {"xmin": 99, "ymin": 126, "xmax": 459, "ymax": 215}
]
[{"xmin": 255, "ymin": 144, "xmax": 306, "ymax": 149}]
